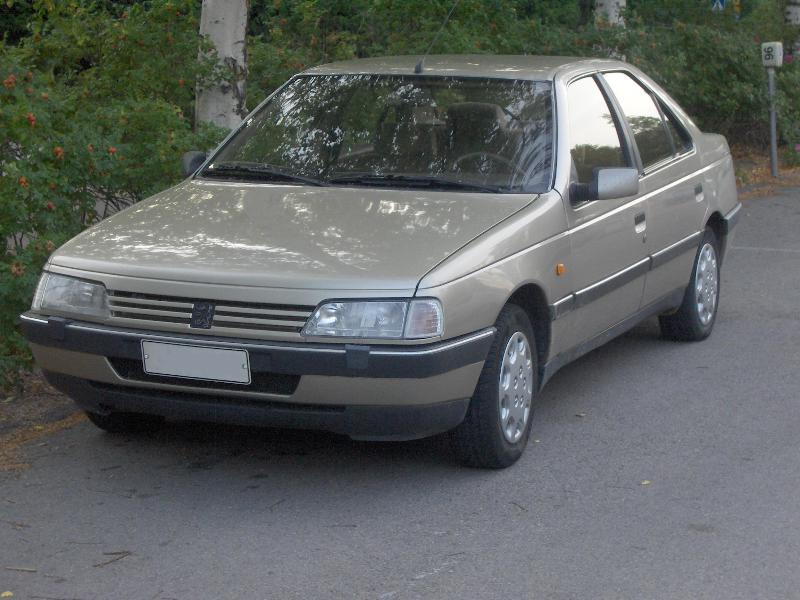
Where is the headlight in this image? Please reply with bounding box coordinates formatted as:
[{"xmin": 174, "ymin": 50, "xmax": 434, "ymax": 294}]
[
  {"xmin": 31, "ymin": 272, "xmax": 110, "ymax": 319},
  {"xmin": 302, "ymin": 299, "xmax": 443, "ymax": 339}
]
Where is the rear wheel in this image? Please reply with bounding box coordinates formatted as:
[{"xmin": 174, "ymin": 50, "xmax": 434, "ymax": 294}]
[
  {"xmin": 450, "ymin": 304, "xmax": 537, "ymax": 469},
  {"xmin": 85, "ymin": 411, "xmax": 163, "ymax": 434},
  {"xmin": 659, "ymin": 227, "xmax": 720, "ymax": 341}
]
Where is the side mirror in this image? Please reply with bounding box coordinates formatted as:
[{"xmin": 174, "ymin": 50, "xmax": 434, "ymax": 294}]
[
  {"xmin": 570, "ymin": 167, "xmax": 640, "ymax": 203},
  {"xmin": 595, "ymin": 168, "xmax": 639, "ymax": 200},
  {"xmin": 182, "ymin": 151, "xmax": 207, "ymax": 177}
]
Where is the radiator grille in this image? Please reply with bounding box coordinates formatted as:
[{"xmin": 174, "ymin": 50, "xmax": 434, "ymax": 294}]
[{"xmin": 107, "ymin": 290, "xmax": 314, "ymax": 335}]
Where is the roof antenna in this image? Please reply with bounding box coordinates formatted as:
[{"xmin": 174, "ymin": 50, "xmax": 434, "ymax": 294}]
[{"xmin": 414, "ymin": 0, "xmax": 462, "ymax": 74}]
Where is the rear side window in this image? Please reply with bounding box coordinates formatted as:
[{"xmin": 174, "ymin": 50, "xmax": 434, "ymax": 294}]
[
  {"xmin": 603, "ymin": 72, "xmax": 673, "ymax": 168},
  {"xmin": 566, "ymin": 76, "xmax": 628, "ymax": 184}
]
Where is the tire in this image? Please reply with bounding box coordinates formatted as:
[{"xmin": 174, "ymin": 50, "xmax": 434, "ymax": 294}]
[
  {"xmin": 450, "ymin": 304, "xmax": 538, "ymax": 469},
  {"xmin": 659, "ymin": 227, "xmax": 720, "ymax": 341},
  {"xmin": 85, "ymin": 410, "xmax": 163, "ymax": 434}
]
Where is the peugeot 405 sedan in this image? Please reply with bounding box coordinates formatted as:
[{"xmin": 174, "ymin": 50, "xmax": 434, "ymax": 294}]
[{"xmin": 21, "ymin": 56, "xmax": 740, "ymax": 468}]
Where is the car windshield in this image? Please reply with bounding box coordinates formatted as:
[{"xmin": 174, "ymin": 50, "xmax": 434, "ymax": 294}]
[{"xmin": 201, "ymin": 74, "xmax": 554, "ymax": 193}]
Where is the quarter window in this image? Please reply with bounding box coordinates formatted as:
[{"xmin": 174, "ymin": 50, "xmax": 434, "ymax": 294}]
[
  {"xmin": 567, "ymin": 76, "xmax": 628, "ymax": 184},
  {"xmin": 661, "ymin": 101, "xmax": 693, "ymax": 154},
  {"xmin": 603, "ymin": 72, "xmax": 673, "ymax": 168}
]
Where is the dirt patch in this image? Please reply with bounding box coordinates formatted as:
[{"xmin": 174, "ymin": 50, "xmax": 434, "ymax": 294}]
[
  {"xmin": 0, "ymin": 372, "xmax": 83, "ymax": 471},
  {"xmin": 733, "ymin": 145, "xmax": 800, "ymax": 199}
]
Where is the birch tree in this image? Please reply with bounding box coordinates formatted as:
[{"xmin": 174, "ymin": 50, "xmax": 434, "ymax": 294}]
[
  {"xmin": 787, "ymin": 0, "xmax": 800, "ymax": 54},
  {"xmin": 787, "ymin": 0, "xmax": 800, "ymax": 26},
  {"xmin": 195, "ymin": 0, "xmax": 248, "ymax": 130},
  {"xmin": 595, "ymin": 0, "xmax": 626, "ymax": 26}
]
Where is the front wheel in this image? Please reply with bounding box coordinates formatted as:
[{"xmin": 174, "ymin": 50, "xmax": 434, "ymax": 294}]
[
  {"xmin": 450, "ymin": 304, "xmax": 538, "ymax": 469},
  {"xmin": 659, "ymin": 228, "xmax": 720, "ymax": 341}
]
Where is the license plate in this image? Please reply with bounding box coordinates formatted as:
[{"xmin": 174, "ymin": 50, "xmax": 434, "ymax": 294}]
[{"xmin": 141, "ymin": 341, "xmax": 250, "ymax": 384}]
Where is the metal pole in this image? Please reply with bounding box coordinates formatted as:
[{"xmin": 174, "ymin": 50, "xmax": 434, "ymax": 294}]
[{"xmin": 768, "ymin": 67, "xmax": 779, "ymax": 177}]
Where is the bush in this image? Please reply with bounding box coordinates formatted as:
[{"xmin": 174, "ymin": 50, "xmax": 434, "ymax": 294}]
[
  {"xmin": 1, "ymin": 0, "xmax": 227, "ymax": 389},
  {"xmin": 1, "ymin": 0, "xmax": 797, "ymax": 389},
  {"xmin": 246, "ymin": 0, "xmax": 794, "ymax": 145}
]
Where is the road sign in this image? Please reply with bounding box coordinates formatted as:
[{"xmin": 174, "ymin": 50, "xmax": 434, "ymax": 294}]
[
  {"xmin": 711, "ymin": 0, "xmax": 725, "ymax": 11},
  {"xmin": 762, "ymin": 42, "xmax": 783, "ymax": 177},
  {"xmin": 762, "ymin": 41, "xmax": 784, "ymax": 68}
]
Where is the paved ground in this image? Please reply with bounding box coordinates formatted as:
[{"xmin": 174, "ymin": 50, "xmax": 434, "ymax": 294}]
[{"xmin": 2, "ymin": 191, "xmax": 799, "ymax": 600}]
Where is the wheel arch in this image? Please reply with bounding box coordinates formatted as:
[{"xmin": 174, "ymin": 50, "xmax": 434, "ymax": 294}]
[
  {"xmin": 503, "ymin": 283, "xmax": 552, "ymax": 370},
  {"xmin": 705, "ymin": 211, "xmax": 727, "ymax": 262}
]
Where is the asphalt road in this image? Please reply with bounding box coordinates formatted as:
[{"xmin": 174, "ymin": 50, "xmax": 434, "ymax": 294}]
[{"xmin": 2, "ymin": 191, "xmax": 800, "ymax": 600}]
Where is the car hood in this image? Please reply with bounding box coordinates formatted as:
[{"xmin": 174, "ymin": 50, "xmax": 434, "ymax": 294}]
[{"xmin": 51, "ymin": 180, "xmax": 535, "ymax": 290}]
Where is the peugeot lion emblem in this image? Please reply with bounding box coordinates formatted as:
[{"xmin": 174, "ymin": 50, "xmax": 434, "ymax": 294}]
[{"xmin": 190, "ymin": 301, "xmax": 215, "ymax": 329}]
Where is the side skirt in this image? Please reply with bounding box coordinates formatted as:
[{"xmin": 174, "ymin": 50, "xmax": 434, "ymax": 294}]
[{"xmin": 539, "ymin": 287, "xmax": 685, "ymax": 389}]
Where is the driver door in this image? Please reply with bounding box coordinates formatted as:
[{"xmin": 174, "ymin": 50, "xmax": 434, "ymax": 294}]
[{"xmin": 562, "ymin": 75, "xmax": 649, "ymax": 348}]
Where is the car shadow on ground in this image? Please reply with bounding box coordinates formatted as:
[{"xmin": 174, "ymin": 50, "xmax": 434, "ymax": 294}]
[{"xmin": 75, "ymin": 318, "xmax": 669, "ymax": 474}]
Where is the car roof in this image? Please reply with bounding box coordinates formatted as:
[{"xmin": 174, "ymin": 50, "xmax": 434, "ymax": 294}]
[{"xmin": 301, "ymin": 55, "xmax": 629, "ymax": 80}]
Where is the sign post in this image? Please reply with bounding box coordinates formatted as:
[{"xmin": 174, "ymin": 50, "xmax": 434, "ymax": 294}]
[{"xmin": 762, "ymin": 41, "xmax": 783, "ymax": 177}]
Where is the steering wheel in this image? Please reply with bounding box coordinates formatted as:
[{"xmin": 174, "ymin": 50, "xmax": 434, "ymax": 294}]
[{"xmin": 453, "ymin": 152, "xmax": 526, "ymax": 179}]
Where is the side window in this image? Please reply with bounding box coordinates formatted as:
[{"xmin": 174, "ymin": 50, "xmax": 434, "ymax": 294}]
[
  {"xmin": 567, "ymin": 76, "xmax": 627, "ymax": 184},
  {"xmin": 660, "ymin": 102, "xmax": 693, "ymax": 155},
  {"xmin": 603, "ymin": 72, "xmax": 673, "ymax": 168}
]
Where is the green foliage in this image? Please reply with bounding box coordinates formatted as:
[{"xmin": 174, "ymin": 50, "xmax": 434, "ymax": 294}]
[
  {"xmin": 246, "ymin": 0, "xmax": 796, "ymax": 147},
  {"xmin": 2, "ymin": 0, "xmax": 799, "ymax": 388},
  {"xmin": 1, "ymin": 0, "xmax": 226, "ymax": 388}
]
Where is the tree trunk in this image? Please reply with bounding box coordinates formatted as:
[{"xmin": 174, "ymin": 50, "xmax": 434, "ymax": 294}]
[
  {"xmin": 595, "ymin": 0, "xmax": 626, "ymax": 27},
  {"xmin": 578, "ymin": 0, "xmax": 593, "ymax": 26},
  {"xmin": 195, "ymin": 0, "xmax": 248, "ymax": 130},
  {"xmin": 788, "ymin": 0, "xmax": 800, "ymax": 55},
  {"xmin": 787, "ymin": 0, "xmax": 800, "ymax": 25}
]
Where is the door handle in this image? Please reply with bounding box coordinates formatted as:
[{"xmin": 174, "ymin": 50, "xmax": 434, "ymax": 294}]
[{"xmin": 634, "ymin": 212, "xmax": 647, "ymax": 237}]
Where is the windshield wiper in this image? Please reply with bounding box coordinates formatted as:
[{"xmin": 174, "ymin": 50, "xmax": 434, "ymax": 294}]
[
  {"xmin": 201, "ymin": 163, "xmax": 325, "ymax": 186},
  {"xmin": 328, "ymin": 173, "xmax": 504, "ymax": 193}
]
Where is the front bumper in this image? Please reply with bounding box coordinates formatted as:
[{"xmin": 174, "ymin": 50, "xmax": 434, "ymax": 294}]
[{"xmin": 21, "ymin": 313, "xmax": 493, "ymax": 440}]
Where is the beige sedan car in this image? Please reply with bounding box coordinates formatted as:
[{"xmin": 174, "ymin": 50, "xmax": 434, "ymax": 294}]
[{"xmin": 21, "ymin": 56, "xmax": 740, "ymax": 468}]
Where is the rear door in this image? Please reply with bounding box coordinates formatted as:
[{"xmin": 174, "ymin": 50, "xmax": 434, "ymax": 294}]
[
  {"xmin": 601, "ymin": 71, "xmax": 706, "ymax": 307},
  {"xmin": 561, "ymin": 75, "xmax": 649, "ymax": 346}
]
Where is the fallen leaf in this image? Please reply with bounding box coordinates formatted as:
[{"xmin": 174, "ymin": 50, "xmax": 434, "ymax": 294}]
[
  {"xmin": 533, "ymin": 439, "xmax": 541, "ymax": 443},
  {"xmin": 4, "ymin": 567, "xmax": 36, "ymax": 573},
  {"xmin": 575, "ymin": 412, "xmax": 586, "ymax": 418},
  {"xmin": 1, "ymin": 592, "xmax": 13, "ymax": 598},
  {"xmin": 640, "ymin": 480, "xmax": 651, "ymax": 486}
]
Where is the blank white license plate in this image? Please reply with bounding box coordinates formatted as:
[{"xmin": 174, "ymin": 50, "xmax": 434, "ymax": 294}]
[{"xmin": 141, "ymin": 341, "xmax": 251, "ymax": 384}]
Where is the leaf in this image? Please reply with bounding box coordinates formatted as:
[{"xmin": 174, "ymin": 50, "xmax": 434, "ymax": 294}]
[
  {"xmin": 1, "ymin": 592, "xmax": 13, "ymax": 598},
  {"xmin": 640, "ymin": 480, "xmax": 651, "ymax": 486}
]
